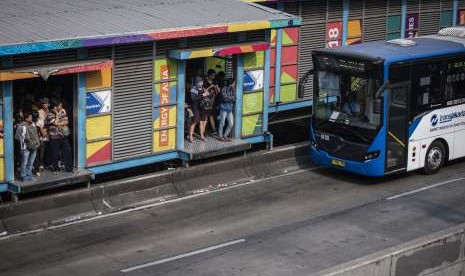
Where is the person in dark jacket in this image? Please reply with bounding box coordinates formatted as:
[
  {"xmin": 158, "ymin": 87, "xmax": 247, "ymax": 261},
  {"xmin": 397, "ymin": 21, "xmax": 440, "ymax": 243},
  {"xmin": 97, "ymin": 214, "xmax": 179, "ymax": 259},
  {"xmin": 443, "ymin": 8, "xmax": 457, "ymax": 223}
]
[{"xmin": 189, "ymin": 78, "xmax": 209, "ymax": 142}]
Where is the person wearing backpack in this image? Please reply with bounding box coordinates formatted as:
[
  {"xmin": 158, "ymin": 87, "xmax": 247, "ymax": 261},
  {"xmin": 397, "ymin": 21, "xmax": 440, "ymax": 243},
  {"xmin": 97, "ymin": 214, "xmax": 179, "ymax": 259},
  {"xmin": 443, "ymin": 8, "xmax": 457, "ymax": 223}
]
[
  {"xmin": 15, "ymin": 111, "xmax": 40, "ymax": 181},
  {"xmin": 217, "ymin": 79, "xmax": 235, "ymax": 142}
]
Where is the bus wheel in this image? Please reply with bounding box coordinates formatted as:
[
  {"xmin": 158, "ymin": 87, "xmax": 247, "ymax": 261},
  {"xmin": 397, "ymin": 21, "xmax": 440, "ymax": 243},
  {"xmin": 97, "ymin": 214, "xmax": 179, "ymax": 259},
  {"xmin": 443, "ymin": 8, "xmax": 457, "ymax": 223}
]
[{"xmin": 424, "ymin": 141, "xmax": 446, "ymax": 175}]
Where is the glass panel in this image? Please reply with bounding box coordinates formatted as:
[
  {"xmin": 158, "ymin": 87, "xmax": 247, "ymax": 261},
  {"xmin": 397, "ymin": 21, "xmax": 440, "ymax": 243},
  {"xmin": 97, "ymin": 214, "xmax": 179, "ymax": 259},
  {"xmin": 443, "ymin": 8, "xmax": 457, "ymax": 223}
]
[
  {"xmin": 410, "ymin": 62, "xmax": 442, "ymax": 118},
  {"xmin": 86, "ymin": 90, "xmax": 112, "ymax": 115},
  {"xmin": 154, "ymin": 58, "xmax": 178, "ymax": 82},
  {"xmin": 280, "ymin": 83, "xmax": 298, "ymax": 103},
  {"xmin": 242, "ymin": 114, "xmax": 263, "ymax": 137},
  {"xmin": 387, "ymin": 32, "xmax": 401, "ymax": 40},
  {"xmin": 86, "ymin": 115, "xmax": 111, "ymax": 140},
  {"xmin": 244, "ymin": 51, "xmax": 264, "ymax": 70},
  {"xmin": 86, "ymin": 68, "xmax": 112, "ymax": 90},
  {"xmin": 153, "ymin": 128, "xmax": 176, "ymax": 153},
  {"xmin": 153, "ymin": 106, "xmax": 177, "ymax": 130},
  {"xmin": 154, "ymin": 81, "xmax": 177, "ymax": 107},
  {"xmin": 86, "ymin": 139, "xmax": 112, "ymax": 166},
  {"xmin": 243, "ymin": 91, "xmax": 264, "ymax": 114},
  {"xmin": 445, "ymin": 59, "xmax": 465, "ymax": 105},
  {"xmin": 387, "ymin": 83, "xmax": 409, "ymax": 171}
]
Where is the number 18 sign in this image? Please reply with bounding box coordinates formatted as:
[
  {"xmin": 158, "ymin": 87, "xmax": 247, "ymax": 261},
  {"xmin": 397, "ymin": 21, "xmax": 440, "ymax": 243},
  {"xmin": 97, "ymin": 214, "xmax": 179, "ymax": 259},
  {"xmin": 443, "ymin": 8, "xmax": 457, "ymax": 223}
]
[{"xmin": 326, "ymin": 22, "xmax": 343, "ymax": 48}]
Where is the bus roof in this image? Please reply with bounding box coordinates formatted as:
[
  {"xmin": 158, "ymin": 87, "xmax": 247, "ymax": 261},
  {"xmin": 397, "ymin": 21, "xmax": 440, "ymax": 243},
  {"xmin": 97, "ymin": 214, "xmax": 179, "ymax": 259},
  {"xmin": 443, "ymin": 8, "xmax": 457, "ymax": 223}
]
[{"xmin": 314, "ymin": 36, "xmax": 465, "ymax": 65}]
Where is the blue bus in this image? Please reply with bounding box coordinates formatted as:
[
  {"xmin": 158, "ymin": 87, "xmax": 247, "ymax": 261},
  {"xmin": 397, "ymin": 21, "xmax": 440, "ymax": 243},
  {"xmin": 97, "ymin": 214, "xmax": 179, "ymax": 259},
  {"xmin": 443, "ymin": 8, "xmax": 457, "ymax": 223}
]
[{"xmin": 307, "ymin": 27, "xmax": 465, "ymax": 176}]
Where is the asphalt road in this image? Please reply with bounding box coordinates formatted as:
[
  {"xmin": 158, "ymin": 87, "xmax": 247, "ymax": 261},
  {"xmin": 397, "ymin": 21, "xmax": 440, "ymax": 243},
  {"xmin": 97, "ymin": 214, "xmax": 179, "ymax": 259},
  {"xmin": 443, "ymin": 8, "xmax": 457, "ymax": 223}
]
[{"xmin": 1, "ymin": 160, "xmax": 465, "ymax": 276}]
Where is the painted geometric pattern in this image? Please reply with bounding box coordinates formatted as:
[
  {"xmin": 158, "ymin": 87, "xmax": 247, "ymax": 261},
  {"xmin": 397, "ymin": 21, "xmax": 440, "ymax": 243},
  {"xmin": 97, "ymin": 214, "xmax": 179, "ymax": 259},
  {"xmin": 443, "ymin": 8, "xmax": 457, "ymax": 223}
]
[
  {"xmin": 244, "ymin": 51, "xmax": 265, "ymax": 70},
  {"xmin": 242, "ymin": 114, "xmax": 263, "ymax": 137},
  {"xmin": 153, "ymin": 106, "xmax": 177, "ymax": 130},
  {"xmin": 243, "ymin": 92, "xmax": 264, "ymax": 114},
  {"xmin": 280, "ymin": 65, "xmax": 298, "ymax": 84},
  {"xmin": 280, "ymin": 46, "xmax": 298, "ymax": 66},
  {"xmin": 282, "ymin": 28, "xmax": 299, "ymax": 46},
  {"xmin": 87, "ymin": 140, "xmax": 112, "ymax": 166},
  {"xmin": 154, "ymin": 81, "xmax": 177, "ymax": 107}
]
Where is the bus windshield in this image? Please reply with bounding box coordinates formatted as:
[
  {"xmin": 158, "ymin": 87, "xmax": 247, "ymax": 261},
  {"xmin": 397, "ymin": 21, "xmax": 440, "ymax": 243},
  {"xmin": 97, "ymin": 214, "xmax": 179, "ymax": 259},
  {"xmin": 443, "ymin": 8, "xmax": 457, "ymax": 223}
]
[{"xmin": 313, "ymin": 57, "xmax": 384, "ymax": 144}]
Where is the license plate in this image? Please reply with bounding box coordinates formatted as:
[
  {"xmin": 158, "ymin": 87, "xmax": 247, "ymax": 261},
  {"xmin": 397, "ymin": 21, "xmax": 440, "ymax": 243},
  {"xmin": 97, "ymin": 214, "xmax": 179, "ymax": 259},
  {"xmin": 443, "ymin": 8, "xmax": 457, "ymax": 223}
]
[{"xmin": 332, "ymin": 159, "xmax": 346, "ymax": 167}]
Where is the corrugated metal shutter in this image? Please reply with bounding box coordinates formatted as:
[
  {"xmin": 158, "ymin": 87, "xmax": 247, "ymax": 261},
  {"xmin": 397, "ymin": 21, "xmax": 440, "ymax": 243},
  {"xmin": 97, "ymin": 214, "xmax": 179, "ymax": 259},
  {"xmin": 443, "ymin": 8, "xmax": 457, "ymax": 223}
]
[
  {"xmin": 245, "ymin": 30, "xmax": 267, "ymax": 42},
  {"xmin": 350, "ymin": 0, "xmax": 364, "ymax": 19},
  {"xmin": 283, "ymin": 1, "xmax": 300, "ymax": 16},
  {"xmin": 87, "ymin": 47, "xmax": 113, "ymax": 60},
  {"xmin": 186, "ymin": 33, "xmax": 238, "ymax": 49},
  {"xmin": 156, "ymin": 40, "xmax": 178, "ymax": 56},
  {"xmin": 299, "ymin": 0, "xmax": 327, "ymax": 99},
  {"xmin": 12, "ymin": 49, "xmax": 78, "ymax": 68},
  {"xmin": 419, "ymin": 0, "xmax": 441, "ymax": 35},
  {"xmin": 328, "ymin": 0, "xmax": 344, "ymax": 21},
  {"xmin": 407, "ymin": 0, "xmax": 420, "ymax": 13},
  {"xmin": 389, "ymin": 0, "xmax": 402, "ymax": 14},
  {"xmin": 364, "ymin": 0, "xmax": 388, "ymax": 42},
  {"xmin": 460, "ymin": 0, "xmax": 465, "ymax": 9},
  {"xmin": 113, "ymin": 42, "xmax": 154, "ymax": 160},
  {"xmin": 441, "ymin": 0, "xmax": 453, "ymax": 10}
]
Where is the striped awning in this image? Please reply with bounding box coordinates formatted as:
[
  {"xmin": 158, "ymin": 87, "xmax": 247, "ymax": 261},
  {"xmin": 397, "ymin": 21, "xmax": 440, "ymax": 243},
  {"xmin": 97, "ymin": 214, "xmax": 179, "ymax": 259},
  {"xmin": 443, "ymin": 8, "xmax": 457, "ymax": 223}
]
[
  {"xmin": 168, "ymin": 42, "xmax": 270, "ymax": 60},
  {"xmin": 0, "ymin": 59, "xmax": 113, "ymax": 82}
]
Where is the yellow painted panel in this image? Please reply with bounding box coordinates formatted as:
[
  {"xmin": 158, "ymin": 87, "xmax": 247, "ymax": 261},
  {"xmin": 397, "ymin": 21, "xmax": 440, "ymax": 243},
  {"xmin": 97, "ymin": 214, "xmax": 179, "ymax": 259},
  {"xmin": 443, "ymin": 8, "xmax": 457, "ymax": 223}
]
[
  {"xmin": 153, "ymin": 128, "xmax": 176, "ymax": 153},
  {"xmin": 348, "ymin": 20, "xmax": 362, "ymax": 38},
  {"xmin": 0, "ymin": 138, "xmax": 3, "ymax": 156},
  {"xmin": 86, "ymin": 139, "xmax": 111, "ymax": 159},
  {"xmin": 86, "ymin": 115, "xmax": 111, "ymax": 141},
  {"xmin": 0, "ymin": 158, "xmax": 4, "ymax": 181},
  {"xmin": 0, "ymin": 72, "xmax": 38, "ymax": 82},
  {"xmin": 228, "ymin": 21, "xmax": 270, "ymax": 32},
  {"xmin": 86, "ymin": 68, "xmax": 112, "ymax": 90}
]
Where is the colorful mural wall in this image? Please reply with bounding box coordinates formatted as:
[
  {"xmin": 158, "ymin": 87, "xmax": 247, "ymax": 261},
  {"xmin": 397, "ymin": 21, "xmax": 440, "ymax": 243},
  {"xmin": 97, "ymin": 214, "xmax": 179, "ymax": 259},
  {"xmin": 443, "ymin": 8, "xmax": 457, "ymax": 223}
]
[
  {"xmin": 85, "ymin": 68, "xmax": 113, "ymax": 166},
  {"xmin": 270, "ymin": 27, "xmax": 299, "ymax": 103},
  {"xmin": 242, "ymin": 51, "xmax": 265, "ymax": 137},
  {"xmin": 153, "ymin": 58, "xmax": 177, "ymax": 153}
]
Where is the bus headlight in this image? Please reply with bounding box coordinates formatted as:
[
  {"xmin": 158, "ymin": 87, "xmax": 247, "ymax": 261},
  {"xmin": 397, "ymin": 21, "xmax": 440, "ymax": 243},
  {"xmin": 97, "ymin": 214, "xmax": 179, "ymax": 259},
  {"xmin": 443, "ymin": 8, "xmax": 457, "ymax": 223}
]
[{"xmin": 363, "ymin": 151, "xmax": 380, "ymax": 161}]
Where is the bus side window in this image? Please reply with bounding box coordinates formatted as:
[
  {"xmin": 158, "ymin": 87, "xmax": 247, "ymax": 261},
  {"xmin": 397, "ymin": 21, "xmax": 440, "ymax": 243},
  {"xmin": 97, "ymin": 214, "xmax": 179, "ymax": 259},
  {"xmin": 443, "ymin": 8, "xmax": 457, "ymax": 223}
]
[
  {"xmin": 445, "ymin": 59, "xmax": 465, "ymax": 106},
  {"xmin": 411, "ymin": 62, "xmax": 442, "ymax": 117}
]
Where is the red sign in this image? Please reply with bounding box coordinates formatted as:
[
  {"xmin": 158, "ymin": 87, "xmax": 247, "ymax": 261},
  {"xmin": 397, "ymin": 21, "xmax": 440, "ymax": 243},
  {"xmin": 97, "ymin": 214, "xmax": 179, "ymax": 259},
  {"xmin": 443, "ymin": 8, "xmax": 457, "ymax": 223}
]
[
  {"xmin": 159, "ymin": 65, "xmax": 171, "ymax": 147},
  {"xmin": 326, "ymin": 22, "xmax": 343, "ymax": 48}
]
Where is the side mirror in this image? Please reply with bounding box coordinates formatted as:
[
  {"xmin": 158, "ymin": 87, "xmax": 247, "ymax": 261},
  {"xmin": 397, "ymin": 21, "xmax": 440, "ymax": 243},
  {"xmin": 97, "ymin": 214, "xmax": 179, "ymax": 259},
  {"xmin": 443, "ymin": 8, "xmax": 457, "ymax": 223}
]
[
  {"xmin": 298, "ymin": 69, "xmax": 314, "ymax": 98},
  {"xmin": 374, "ymin": 98, "xmax": 383, "ymax": 114}
]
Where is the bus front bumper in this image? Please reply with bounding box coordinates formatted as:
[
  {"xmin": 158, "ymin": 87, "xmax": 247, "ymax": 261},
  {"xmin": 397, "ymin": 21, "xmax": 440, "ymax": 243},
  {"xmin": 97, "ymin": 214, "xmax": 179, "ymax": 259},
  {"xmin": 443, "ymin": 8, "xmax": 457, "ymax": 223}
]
[{"xmin": 310, "ymin": 146, "xmax": 385, "ymax": 177}]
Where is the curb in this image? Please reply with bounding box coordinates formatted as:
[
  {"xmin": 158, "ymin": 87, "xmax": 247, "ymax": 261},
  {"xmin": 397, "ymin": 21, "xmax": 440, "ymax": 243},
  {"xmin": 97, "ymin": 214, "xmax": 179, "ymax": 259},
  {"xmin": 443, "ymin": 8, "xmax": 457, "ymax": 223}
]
[{"xmin": 0, "ymin": 142, "xmax": 311, "ymax": 236}]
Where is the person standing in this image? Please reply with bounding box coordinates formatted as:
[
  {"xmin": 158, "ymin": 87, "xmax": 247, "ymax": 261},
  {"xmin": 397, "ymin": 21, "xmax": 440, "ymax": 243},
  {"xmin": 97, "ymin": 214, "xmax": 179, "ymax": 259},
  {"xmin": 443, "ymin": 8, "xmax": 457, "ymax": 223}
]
[
  {"xmin": 218, "ymin": 80, "xmax": 235, "ymax": 142},
  {"xmin": 189, "ymin": 78, "xmax": 209, "ymax": 142},
  {"xmin": 36, "ymin": 97, "xmax": 49, "ymax": 172},
  {"xmin": 203, "ymin": 69, "xmax": 219, "ymax": 135},
  {"xmin": 47, "ymin": 101, "xmax": 73, "ymax": 172},
  {"xmin": 15, "ymin": 111, "xmax": 40, "ymax": 181}
]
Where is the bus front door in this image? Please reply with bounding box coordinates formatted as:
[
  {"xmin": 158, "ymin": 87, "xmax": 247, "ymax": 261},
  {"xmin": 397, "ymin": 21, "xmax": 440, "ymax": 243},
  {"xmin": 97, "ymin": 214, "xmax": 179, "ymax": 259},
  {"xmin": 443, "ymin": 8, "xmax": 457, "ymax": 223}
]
[{"xmin": 386, "ymin": 81, "xmax": 410, "ymax": 173}]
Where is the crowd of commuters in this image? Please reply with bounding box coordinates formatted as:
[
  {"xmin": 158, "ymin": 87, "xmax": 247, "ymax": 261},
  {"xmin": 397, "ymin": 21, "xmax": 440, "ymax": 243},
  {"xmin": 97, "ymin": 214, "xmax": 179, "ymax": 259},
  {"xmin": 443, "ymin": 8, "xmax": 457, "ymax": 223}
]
[
  {"xmin": 186, "ymin": 69, "xmax": 236, "ymax": 143},
  {"xmin": 14, "ymin": 97, "xmax": 73, "ymax": 181}
]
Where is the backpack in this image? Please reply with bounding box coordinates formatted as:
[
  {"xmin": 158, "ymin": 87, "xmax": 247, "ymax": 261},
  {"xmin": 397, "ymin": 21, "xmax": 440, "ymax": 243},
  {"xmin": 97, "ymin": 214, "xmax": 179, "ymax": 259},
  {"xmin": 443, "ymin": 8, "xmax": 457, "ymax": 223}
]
[
  {"xmin": 25, "ymin": 125, "xmax": 40, "ymax": 150},
  {"xmin": 200, "ymin": 96, "xmax": 213, "ymax": 111}
]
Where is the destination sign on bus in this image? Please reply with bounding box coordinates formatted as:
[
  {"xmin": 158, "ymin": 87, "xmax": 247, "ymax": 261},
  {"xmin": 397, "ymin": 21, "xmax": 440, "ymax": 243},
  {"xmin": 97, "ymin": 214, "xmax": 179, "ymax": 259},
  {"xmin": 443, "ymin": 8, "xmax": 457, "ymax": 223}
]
[{"xmin": 317, "ymin": 56, "xmax": 367, "ymax": 74}]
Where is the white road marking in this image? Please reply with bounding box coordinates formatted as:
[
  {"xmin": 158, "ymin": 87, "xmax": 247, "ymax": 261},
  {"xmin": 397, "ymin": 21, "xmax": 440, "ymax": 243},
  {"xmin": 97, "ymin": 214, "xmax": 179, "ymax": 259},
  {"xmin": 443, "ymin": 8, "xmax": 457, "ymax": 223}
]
[
  {"xmin": 120, "ymin": 239, "xmax": 246, "ymax": 273},
  {"xmin": 386, "ymin": 177, "xmax": 465, "ymax": 200},
  {"xmin": 0, "ymin": 167, "xmax": 319, "ymax": 241}
]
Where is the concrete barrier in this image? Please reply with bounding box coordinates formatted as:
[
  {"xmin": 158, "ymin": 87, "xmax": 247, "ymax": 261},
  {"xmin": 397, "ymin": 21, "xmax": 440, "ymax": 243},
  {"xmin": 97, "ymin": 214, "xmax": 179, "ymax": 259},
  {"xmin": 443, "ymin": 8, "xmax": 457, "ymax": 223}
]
[
  {"xmin": 311, "ymin": 223, "xmax": 465, "ymax": 276},
  {"xmin": 0, "ymin": 142, "xmax": 312, "ymax": 236}
]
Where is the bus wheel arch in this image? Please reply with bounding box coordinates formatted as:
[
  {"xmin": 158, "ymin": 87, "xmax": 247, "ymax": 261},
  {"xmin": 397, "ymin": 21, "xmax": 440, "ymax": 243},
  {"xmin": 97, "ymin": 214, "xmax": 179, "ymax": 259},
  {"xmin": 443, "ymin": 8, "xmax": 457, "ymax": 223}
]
[{"xmin": 423, "ymin": 139, "xmax": 448, "ymax": 175}]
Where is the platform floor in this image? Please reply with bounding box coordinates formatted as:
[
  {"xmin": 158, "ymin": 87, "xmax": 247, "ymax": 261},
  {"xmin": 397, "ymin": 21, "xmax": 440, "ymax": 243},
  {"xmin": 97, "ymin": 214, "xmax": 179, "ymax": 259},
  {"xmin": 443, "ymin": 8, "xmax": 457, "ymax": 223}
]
[
  {"xmin": 12, "ymin": 169, "xmax": 92, "ymax": 194},
  {"xmin": 182, "ymin": 135, "xmax": 251, "ymax": 161}
]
